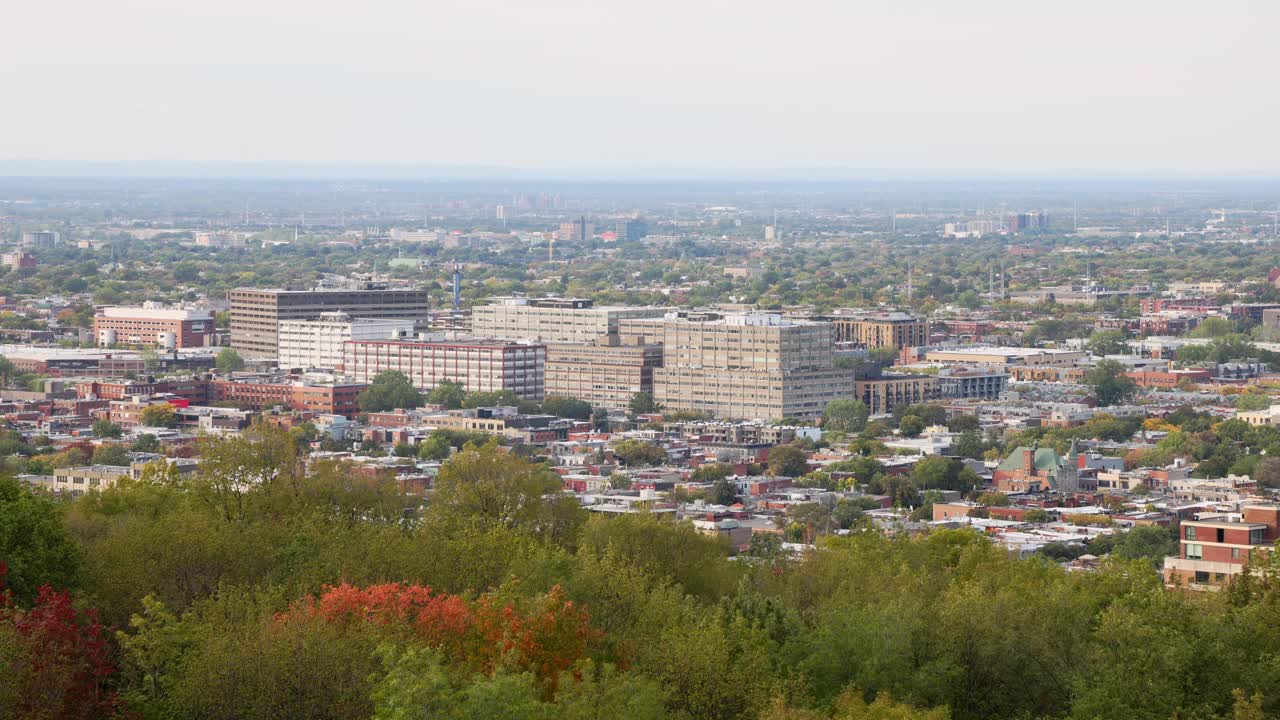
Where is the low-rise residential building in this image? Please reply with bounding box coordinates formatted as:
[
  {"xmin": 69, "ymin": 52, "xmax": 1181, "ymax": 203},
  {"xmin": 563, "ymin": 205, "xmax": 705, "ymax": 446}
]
[
  {"xmin": 51, "ymin": 464, "xmax": 132, "ymax": 496},
  {"xmin": 211, "ymin": 375, "xmax": 367, "ymax": 417},
  {"xmin": 1164, "ymin": 505, "xmax": 1280, "ymax": 587},
  {"xmin": 1237, "ymin": 405, "xmax": 1280, "ymax": 427}
]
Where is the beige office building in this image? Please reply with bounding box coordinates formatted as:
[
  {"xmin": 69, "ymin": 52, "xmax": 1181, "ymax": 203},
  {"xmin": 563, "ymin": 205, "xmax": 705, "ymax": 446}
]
[
  {"xmin": 470, "ymin": 297, "xmax": 666, "ymax": 344},
  {"xmin": 544, "ymin": 339, "xmax": 664, "ymax": 409},
  {"xmin": 229, "ymin": 282, "xmax": 429, "ymax": 358},
  {"xmin": 654, "ymin": 314, "xmax": 854, "ymax": 421}
]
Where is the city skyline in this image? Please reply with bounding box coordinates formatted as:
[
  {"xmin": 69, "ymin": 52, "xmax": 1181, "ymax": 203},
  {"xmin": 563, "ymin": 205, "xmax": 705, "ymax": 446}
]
[{"xmin": 5, "ymin": 1, "xmax": 1279, "ymax": 175}]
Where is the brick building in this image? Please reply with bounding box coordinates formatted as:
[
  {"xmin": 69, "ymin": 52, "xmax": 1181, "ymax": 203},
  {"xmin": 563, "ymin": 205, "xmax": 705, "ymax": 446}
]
[
  {"xmin": 1164, "ymin": 505, "xmax": 1280, "ymax": 587},
  {"xmin": 94, "ymin": 305, "xmax": 215, "ymax": 348}
]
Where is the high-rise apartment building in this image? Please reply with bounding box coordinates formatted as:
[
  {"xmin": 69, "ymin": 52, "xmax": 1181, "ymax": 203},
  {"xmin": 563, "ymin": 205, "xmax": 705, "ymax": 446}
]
[
  {"xmin": 229, "ymin": 282, "xmax": 429, "ymax": 358},
  {"xmin": 557, "ymin": 217, "xmax": 594, "ymax": 243},
  {"xmin": 21, "ymin": 230, "xmax": 60, "ymax": 247},
  {"xmin": 614, "ymin": 218, "xmax": 647, "ymax": 242},
  {"xmin": 1006, "ymin": 212, "xmax": 1050, "ymax": 233},
  {"xmin": 343, "ymin": 339, "xmax": 545, "ymax": 400},
  {"xmin": 653, "ymin": 314, "xmax": 854, "ymax": 421},
  {"xmin": 277, "ymin": 312, "xmax": 416, "ymax": 370},
  {"xmin": 544, "ymin": 338, "xmax": 664, "ymax": 409},
  {"xmin": 470, "ymin": 297, "xmax": 666, "ymax": 344},
  {"xmin": 820, "ymin": 311, "xmax": 929, "ymax": 349}
]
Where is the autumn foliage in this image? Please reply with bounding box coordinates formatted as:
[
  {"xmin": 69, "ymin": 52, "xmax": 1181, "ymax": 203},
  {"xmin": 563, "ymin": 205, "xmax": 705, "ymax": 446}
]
[
  {"xmin": 0, "ymin": 563, "xmax": 121, "ymax": 720},
  {"xmin": 277, "ymin": 582, "xmax": 599, "ymax": 690}
]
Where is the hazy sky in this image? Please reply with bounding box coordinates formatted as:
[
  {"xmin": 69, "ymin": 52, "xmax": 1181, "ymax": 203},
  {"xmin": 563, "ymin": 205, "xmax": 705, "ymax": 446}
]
[{"xmin": 4, "ymin": 0, "xmax": 1278, "ymax": 175}]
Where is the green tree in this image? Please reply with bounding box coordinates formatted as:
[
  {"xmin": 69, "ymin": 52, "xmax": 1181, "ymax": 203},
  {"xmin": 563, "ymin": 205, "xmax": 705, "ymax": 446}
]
[
  {"xmin": 427, "ymin": 440, "xmax": 585, "ymax": 547},
  {"xmin": 0, "ymin": 356, "xmax": 14, "ymax": 388},
  {"xmin": 951, "ymin": 431, "xmax": 984, "ymax": 460},
  {"xmin": 462, "ymin": 389, "xmax": 520, "ymax": 408},
  {"xmin": 92, "ymin": 419, "xmax": 123, "ymax": 438},
  {"xmin": 139, "ymin": 403, "xmax": 178, "ymax": 428},
  {"xmin": 1110, "ymin": 525, "xmax": 1178, "ymax": 568},
  {"xmin": 690, "ymin": 463, "xmax": 734, "ymax": 483},
  {"xmin": 0, "ymin": 476, "xmax": 83, "ymax": 604},
  {"xmin": 1235, "ymin": 393, "xmax": 1273, "ymax": 412},
  {"xmin": 1024, "ymin": 508, "xmax": 1051, "ymax": 523},
  {"xmin": 822, "ymin": 399, "xmax": 870, "ymax": 434},
  {"xmin": 426, "ymin": 379, "xmax": 466, "ymax": 409},
  {"xmin": 711, "ymin": 477, "xmax": 738, "ymax": 505},
  {"xmin": 1083, "ymin": 359, "xmax": 1138, "ymax": 407},
  {"xmin": 898, "ymin": 415, "xmax": 925, "ymax": 438},
  {"xmin": 541, "ymin": 396, "xmax": 593, "ymax": 420},
  {"xmin": 214, "ymin": 348, "xmax": 244, "ymax": 373},
  {"xmin": 1086, "ymin": 329, "xmax": 1130, "ymax": 357},
  {"xmin": 417, "ymin": 431, "xmax": 452, "ymax": 461},
  {"xmin": 131, "ymin": 434, "xmax": 161, "ymax": 453},
  {"xmin": 91, "ymin": 444, "xmax": 131, "ymax": 467},
  {"xmin": 767, "ymin": 445, "xmax": 809, "ymax": 477},
  {"xmin": 628, "ymin": 392, "xmax": 659, "ymax": 415},
  {"xmin": 613, "ymin": 439, "xmax": 667, "ymax": 467},
  {"xmin": 1191, "ymin": 315, "xmax": 1235, "ymax": 338},
  {"xmin": 359, "ymin": 371, "xmax": 423, "ymax": 413}
]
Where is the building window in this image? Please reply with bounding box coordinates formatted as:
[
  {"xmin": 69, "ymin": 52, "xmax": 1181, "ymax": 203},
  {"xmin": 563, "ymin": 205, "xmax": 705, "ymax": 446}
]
[
  {"xmin": 1186, "ymin": 544, "xmax": 1203, "ymax": 560},
  {"xmin": 1232, "ymin": 548, "xmax": 1241, "ymax": 560},
  {"xmin": 1184, "ymin": 526, "xmax": 1196, "ymax": 541},
  {"xmin": 1194, "ymin": 571, "xmax": 1210, "ymax": 584}
]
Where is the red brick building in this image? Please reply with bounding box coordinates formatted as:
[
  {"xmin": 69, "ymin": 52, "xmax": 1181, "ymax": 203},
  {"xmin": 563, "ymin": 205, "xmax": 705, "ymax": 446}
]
[
  {"xmin": 94, "ymin": 305, "xmax": 215, "ymax": 348},
  {"xmin": 211, "ymin": 378, "xmax": 366, "ymax": 417},
  {"xmin": 1164, "ymin": 505, "xmax": 1280, "ymax": 587}
]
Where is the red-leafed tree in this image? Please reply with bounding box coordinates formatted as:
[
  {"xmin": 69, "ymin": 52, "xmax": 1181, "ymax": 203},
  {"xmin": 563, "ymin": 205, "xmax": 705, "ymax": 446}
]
[
  {"xmin": 471, "ymin": 584, "xmax": 600, "ymax": 691},
  {"xmin": 0, "ymin": 564, "xmax": 121, "ymax": 720},
  {"xmin": 278, "ymin": 582, "xmax": 600, "ymax": 691}
]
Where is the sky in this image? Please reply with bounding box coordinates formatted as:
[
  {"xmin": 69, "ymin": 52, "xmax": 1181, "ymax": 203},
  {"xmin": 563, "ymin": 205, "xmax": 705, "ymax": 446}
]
[{"xmin": 3, "ymin": 0, "xmax": 1278, "ymax": 177}]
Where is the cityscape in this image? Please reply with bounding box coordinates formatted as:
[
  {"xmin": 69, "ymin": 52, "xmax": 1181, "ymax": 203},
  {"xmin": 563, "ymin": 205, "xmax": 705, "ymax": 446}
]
[{"xmin": 5, "ymin": 2, "xmax": 1280, "ymax": 720}]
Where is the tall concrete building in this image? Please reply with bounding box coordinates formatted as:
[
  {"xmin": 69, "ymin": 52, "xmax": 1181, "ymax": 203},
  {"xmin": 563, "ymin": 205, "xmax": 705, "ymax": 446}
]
[
  {"xmin": 21, "ymin": 230, "xmax": 60, "ymax": 248},
  {"xmin": 653, "ymin": 314, "xmax": 854, "ymax": 421},
  {"xmin": 470, "ymin": 297, "xmax": 666, "ymax": 344},
  {"xmin": 229, "ymin": 281, "xmax": 429, "ymax": 358},
  {"xmin": 819, "ymin": 311, "xmax": 929, "ymax": 349},
  {"xmin": 557, "ymin": 217, "xmax": 594, "ymax": 243},
  {"xmin": 614, "ymin": 218, "xmax": 647, "ymax": 242},
  {"xmin": 544, "ymin": 338, "xmax": 664, "ymax": 409}
]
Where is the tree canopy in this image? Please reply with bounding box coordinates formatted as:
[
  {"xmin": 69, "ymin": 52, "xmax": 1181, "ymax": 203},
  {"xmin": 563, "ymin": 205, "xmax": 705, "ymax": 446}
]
[{"xmin": 359, "ymin": 371, "xmax": 424, "ymax": 413}]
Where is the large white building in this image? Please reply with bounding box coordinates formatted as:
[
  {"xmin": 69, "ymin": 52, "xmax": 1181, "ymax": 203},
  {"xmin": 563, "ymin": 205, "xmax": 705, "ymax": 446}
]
[{"xmin": 277, "ymin": 312, "xmax": 415, "ymax": 371}]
